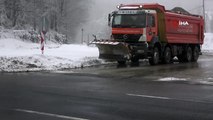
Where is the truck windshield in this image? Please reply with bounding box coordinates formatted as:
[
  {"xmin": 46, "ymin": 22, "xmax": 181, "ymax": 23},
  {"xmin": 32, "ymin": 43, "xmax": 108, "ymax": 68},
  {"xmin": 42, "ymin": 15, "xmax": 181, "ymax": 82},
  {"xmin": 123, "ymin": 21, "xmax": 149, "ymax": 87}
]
[{"xmin": 112, "ymin": 14, "xmax": 146, "ymax": 28}]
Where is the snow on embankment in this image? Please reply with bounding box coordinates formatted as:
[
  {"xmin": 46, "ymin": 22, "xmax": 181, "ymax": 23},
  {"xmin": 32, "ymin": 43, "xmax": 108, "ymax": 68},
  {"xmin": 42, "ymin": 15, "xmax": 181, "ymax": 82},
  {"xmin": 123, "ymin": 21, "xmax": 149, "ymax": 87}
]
[{"xmin": 0, "ymin": 38, "xmax": 101, "ymax": 72}]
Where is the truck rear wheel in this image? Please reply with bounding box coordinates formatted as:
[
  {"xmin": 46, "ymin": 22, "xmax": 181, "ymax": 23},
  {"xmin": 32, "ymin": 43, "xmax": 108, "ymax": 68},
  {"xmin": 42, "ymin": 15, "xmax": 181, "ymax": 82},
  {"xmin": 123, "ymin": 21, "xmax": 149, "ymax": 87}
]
[
  {"xmin": 185, "ymin": 46, "xmax": 192, "ymax": 62},
  {"xmin": 177, "ymin": 54, "xmax": 184, "ymax": 63},
  {"xmin": 149, "ymin": 47, "xmax": 160, "ymax": 65},
  {"xmin": 192, "ymin": 46, "xmax": 199, "ymax": 62},
  {"xmin": 163, "ymin": 47, "xmax": 172, "ymax": 64},
  {"xmin": 178, "ymin": 46, "xmax": 192, "ymax": 63}
]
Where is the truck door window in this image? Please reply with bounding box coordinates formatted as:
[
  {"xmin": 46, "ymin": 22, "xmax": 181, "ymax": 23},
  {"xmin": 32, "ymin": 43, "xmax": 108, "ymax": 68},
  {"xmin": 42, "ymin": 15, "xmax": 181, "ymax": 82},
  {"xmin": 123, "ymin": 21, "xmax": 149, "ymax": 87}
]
[
  {"xmin": 114, "ymin": 15, "xmax": 122, "ymax": 25},
  {"xmin": 147, "ymin": 14, "xmax": 155, "ymax": 27}
]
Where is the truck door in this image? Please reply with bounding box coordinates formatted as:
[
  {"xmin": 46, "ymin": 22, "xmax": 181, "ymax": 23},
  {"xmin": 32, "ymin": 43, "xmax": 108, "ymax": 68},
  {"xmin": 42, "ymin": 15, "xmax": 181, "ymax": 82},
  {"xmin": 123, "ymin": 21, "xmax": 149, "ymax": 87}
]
[{"xmin": 146, "ymin": 14, "xmax": 157, "ymax": 42}]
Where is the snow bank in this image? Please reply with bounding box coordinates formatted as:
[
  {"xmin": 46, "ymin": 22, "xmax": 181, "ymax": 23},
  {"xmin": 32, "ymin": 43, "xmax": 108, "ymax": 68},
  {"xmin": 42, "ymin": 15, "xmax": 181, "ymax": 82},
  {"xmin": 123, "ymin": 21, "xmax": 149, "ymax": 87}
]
[
  {"xmin": 0, "ymin": 38, "xmax": 102, "ymax": 72},
  {"xmin": 202, "ymin": 33, "xmax": 213, "ymax": 52}
]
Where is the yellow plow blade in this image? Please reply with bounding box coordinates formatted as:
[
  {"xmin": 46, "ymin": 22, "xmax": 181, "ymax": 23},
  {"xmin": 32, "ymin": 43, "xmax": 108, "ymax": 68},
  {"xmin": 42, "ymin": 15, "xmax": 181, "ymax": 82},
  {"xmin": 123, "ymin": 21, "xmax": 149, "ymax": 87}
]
[{"xmin": 91, "ymin": 41, "xmax": 131, "ymax": 61}]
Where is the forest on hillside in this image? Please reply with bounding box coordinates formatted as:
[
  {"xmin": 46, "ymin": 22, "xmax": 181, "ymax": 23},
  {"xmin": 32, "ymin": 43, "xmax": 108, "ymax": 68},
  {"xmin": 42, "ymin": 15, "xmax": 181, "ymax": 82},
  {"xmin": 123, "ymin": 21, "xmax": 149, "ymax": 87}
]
[
  {"xmin": 0, "ymin": 0, "xmax": 212, "ymax": 44},
  {"xmin": 0, "ymin": 0, "xmax": 91, "ymax": 42}
]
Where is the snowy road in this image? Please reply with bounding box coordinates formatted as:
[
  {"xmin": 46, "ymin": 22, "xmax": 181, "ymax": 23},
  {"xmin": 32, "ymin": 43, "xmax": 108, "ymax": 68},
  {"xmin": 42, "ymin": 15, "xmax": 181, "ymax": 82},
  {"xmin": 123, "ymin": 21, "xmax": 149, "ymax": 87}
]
[
  {"xmin": 1, "ymin": 53, "xmax": 213, "ymax": 120},
  {"xmin": 73, "ymin": 52, "xmax": 213, "ymax": 86}
]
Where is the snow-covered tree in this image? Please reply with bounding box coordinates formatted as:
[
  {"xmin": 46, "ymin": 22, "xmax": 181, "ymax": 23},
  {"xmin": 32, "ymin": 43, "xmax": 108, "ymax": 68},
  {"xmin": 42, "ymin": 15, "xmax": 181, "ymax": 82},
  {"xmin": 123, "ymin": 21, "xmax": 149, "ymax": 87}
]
[
  {"xmin": 0, "ymin": 0, "xmax": 91, "ymax": 43},
  {"xmin": 0, "ymin": 0, "xmax": 9, "ymax": 27}
]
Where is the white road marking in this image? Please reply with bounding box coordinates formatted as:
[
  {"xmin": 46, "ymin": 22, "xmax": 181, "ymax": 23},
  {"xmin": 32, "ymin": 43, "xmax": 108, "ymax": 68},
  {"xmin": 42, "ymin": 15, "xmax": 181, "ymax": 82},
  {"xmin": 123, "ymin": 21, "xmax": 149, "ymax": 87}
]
[
  {"xmin": 157, "ymin": 77, "xmax": 188, "ymax": 82},
  {"xmin": 51, "ymin": 71, "xmax": 75, "ymax": 74},
  {"xmin": 14, "ymin": 109, "xmax": 89, "ymax": 120},
  {"xmin": 127, "ymin": 93, "xmax": 171, "ymax": 100},
  {"xmin": 127, "ymin": 93, "xmax": 213, "ymax": 104}
]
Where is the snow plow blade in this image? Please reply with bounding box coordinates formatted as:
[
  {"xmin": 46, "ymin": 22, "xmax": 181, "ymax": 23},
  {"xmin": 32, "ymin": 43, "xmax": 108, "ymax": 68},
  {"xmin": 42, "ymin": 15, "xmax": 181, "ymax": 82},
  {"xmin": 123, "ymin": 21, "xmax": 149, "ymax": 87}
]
[{"xmin": 91, "ymin": 41, "xmax": 131, "ymax": 61}]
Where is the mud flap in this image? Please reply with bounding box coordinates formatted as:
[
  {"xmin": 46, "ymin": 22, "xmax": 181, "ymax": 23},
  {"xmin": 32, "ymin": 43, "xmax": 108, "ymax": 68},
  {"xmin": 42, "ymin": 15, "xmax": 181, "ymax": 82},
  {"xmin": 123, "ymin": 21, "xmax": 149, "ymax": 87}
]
[{"xmin": 91, "ymin": 41, "xmax": 131, "ymax": 61}]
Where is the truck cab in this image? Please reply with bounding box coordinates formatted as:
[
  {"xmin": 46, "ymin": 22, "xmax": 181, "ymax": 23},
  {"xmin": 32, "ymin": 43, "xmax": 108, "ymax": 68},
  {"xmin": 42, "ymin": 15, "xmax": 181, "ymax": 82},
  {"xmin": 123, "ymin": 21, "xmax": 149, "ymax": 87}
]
[
  {"xmin": 108, "ymin": 5, "xmax": 159, "ymax": 62},
  {"xmin": 109, "ymin": 5, "xmax": 158, "ymax": 43}
]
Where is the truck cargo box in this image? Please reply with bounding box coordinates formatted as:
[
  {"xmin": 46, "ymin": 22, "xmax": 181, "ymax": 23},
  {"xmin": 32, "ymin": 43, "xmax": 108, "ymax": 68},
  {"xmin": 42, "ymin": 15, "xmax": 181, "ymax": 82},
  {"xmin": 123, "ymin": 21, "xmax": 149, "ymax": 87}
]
[{"xmin": 164, "ymin": 12, "xmax": 204, "ymax": 44}]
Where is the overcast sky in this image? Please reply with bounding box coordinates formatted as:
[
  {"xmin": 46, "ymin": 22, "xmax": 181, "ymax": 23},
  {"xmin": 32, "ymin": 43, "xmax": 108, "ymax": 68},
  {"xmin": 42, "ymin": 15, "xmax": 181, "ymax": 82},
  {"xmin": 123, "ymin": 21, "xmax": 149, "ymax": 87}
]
[
  {"xmin": 92, "ymin": 0, "xmax": 212, "ymax": 15},
  {"xmin": 87, "ymin": 0, "xmax": 212, "ymax": 25}
]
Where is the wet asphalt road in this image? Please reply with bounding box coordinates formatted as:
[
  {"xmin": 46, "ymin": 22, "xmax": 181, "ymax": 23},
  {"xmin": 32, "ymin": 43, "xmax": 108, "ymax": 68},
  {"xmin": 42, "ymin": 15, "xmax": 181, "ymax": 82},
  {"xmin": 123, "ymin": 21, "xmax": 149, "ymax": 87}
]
[{"xmin": 1, "ymin": 53, "xmax": 213, "ymax": 120}]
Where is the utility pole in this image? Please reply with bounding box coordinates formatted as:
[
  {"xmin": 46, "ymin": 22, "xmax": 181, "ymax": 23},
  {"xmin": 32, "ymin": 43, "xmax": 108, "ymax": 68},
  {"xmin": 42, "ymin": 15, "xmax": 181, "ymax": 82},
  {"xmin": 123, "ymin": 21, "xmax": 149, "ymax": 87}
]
[
  {"xmin": 87, "ymin": 34, "xmax": 90, "ymax": 44},
  {"xmin": 81, "ymin": 28, "xmax": 84, "ymax": 44},
  {"xmin": 203, "ymin": 0, "xmax": 206, "ymax": 32},
  {"xmin": 33, "ymin": 0, "xmax": 36, "ymax": 31}
]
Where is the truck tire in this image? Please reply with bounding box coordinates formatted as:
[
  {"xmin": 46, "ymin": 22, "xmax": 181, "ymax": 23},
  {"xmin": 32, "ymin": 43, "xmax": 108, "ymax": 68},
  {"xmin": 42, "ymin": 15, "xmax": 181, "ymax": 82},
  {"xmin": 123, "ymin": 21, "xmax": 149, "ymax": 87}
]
[
  {"xmin": 177, "ymin": 54, "xmax": 184, "ymax": 63},
  {"xmin": 131, "ymin": 56, "xmax": 139, "ymax": 63},
  {"xmin": 117, "ymin": 60, "xmax": 126, "ymax": 65},
  {"xmin": 163, "ymin": 47, "xmax": 172, "ymax": 64},
  {"xmin": 185, "ymin": 46, "xmax": 192, "ymax": 62},
  {"xmin": 192, "ymin": 46, "xmax": 199, "ymax": 62},
  {"xmin": 149, "ymin": 47, "xmax": 160, "ymax": 65}
]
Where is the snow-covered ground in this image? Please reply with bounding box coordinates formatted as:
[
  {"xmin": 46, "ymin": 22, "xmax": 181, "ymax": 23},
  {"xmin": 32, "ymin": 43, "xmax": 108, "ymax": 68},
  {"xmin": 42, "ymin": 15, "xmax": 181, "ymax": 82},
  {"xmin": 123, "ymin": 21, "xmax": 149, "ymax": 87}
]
[
  {"xmin": 202, "ymin": 33, "xmax": 213, "ymax": 52},
  {"xmin": 0, "ymin": 32, "xmax": 213, "ymax": 72},
  {"xmin": 0, "ymin": 38, "xmax": 104, "ymax": 72}
]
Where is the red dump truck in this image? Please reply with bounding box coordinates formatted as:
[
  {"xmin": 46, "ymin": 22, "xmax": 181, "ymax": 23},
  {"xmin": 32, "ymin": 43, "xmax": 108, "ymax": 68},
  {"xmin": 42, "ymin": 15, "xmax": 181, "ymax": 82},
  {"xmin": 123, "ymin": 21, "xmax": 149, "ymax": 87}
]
[{"xmin": 92, "ymin": 3, "xmax": 204, "ymax": 65}]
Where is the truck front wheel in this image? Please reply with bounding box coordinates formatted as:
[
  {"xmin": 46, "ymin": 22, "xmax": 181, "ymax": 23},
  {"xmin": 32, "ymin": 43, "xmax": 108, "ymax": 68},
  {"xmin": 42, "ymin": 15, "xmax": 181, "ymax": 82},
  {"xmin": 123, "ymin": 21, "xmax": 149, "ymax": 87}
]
[
  {"xmin": 117, "ymin": 60, "xmax": 126, "ymax": 65},
  {"xmin": 131, "ymin": 55, "xmax": 139, "ymax": 63},
  {"xmin": 149, "ymin": 47, "xmax": 160, "ymax": 65}
]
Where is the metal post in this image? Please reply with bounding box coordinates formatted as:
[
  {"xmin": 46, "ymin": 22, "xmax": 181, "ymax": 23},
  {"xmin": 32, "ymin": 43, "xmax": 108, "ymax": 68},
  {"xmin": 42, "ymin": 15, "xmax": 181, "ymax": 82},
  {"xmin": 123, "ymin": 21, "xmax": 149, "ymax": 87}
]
[
  {"xmin": 33, "ymin": 0, "xmax": 36, "ymax": 31},
  {"xmin": 203, "ymin": 0, "xmax": 206, "ymax": 32},
  {"xmin": 81, "ymin": 28, "xmax": 84, "ymax": 44},
  {"xmin": 87, "ymin": 34, "xmax": 89, "ymax": 44}
]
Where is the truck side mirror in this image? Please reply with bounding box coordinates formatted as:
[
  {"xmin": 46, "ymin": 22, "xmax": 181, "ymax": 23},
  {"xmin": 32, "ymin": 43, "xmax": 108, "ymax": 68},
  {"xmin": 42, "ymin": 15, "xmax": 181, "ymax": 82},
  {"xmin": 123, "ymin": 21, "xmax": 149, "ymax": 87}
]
[
  {"xmin": 92, "ymin": 34, "xmax": 97, "ymax": 40},
  {"xmin": 108, "ymin": 14, "xmax": 111, "ymax": 26}
]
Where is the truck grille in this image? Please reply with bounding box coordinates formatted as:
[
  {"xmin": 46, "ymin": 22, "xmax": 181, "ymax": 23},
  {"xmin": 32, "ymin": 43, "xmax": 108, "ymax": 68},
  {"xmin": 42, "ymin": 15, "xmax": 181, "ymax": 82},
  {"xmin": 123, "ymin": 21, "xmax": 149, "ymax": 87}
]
[{"xmin": 113, "ymin": 34, "xmax": 142, "ymax": 42}]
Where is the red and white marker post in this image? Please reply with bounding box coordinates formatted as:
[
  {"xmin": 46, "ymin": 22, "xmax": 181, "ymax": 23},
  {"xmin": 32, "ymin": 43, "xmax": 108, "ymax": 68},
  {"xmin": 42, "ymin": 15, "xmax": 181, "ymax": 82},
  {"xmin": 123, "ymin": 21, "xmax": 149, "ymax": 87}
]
[{"xmin": 40, "ymin": 31, "xmax": 45, "ymax": 54}]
